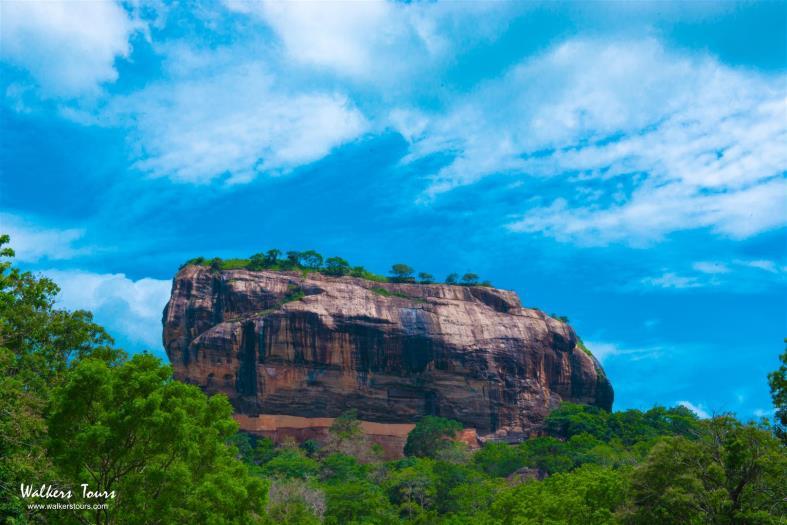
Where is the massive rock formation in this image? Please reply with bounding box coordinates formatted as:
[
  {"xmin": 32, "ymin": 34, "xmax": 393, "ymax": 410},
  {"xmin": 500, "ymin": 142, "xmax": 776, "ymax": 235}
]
[{"xmin": 163, "ymin": 265, "xmax": 613, "ymax": 451}]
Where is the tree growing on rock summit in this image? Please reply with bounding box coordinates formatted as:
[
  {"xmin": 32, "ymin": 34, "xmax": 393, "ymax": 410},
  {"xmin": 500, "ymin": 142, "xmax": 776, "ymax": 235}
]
[{"xmin": 390, "ymin": 264, "xmax": 416, "ymax": 283}]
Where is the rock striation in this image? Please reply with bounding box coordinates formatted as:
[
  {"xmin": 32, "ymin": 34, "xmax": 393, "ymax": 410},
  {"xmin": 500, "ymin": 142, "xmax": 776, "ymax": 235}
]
[{"xmin": 163, "ymin": 265, "xmax": 613, "ymax": 449}]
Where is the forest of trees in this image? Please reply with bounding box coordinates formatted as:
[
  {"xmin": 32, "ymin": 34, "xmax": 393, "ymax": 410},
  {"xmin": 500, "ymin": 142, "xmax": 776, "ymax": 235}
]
[
  {"xmin": 182, "ymin": 250, "xmax": 492, "ymax": 287},
  {"xmin": 2, "ymin": 234, "xmax": 786, "ymax": 524}
]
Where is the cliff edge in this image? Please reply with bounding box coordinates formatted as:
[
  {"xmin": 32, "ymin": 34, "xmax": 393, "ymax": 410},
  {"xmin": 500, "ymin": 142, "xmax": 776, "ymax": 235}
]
[{"xmin": 163, "ymin": 265, "xmax": 613, "ymax": 447}]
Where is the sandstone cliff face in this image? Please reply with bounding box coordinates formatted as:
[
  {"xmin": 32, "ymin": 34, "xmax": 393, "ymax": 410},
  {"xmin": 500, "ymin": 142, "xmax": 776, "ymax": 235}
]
[{"xmin": 163, "ymin": 265, "xmax": 613, "ymax": 443}]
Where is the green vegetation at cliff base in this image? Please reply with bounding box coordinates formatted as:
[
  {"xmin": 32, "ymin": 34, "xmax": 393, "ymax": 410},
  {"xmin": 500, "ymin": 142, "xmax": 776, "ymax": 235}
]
[{"xmin": 2, "ymin": 233, "xmax": 786, "ymax": 525}]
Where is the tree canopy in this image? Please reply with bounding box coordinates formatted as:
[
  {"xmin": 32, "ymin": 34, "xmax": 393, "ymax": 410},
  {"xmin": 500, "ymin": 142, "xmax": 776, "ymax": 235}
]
[
  {"xmin": 0, "ymin": 235, "xmax": 265, "ymax": 524},
  {"xmin": 183, "ymin": 250, "xmax": 492, "ymax": 287},
  {"xmin": 3, "ymin": 234, "xmax": 786, "ymax": 524},
  {"xmin": 48, "ymin": 354, "xmax": 267, "ymax": 524},
  {"xmin": 404, "ymin": 416, "xmax": 463, "ymax": 458},
  {"xmin": 768, "ymin": 341, "xmax": 786, "ymax": 443}
]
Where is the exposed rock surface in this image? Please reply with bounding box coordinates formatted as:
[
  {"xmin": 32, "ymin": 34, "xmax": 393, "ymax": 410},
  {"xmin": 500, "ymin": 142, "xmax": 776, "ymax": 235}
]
[{"xmin": 163, "ymin": 266, "xmax": 613, "ymax": 445}]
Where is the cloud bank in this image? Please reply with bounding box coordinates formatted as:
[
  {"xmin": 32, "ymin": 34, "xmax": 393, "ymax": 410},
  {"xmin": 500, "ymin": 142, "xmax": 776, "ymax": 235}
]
[
  {"xmin": 389, "ymin": 39, "xmax": 786, "ymax": 244},
  {"xmin": 46, "ymin": 270, "xmax": 171, "ymax": 354},
  {"xmin": 0, "ymin": 213, "xmax": 87, "ymax": 262},
  {"xmin": 0, "ymin": 0, "xmax": 138, "ymax": 96}
]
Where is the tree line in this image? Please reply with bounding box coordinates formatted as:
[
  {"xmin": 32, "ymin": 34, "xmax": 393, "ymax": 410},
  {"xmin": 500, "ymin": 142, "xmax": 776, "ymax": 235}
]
[
  {"xmin": 183, "ymin": 250, "xmax": 492, "ymax": 287},
  {"xmin": 1, "ymin": 234, "xmax": 785, "ymax": 524}
]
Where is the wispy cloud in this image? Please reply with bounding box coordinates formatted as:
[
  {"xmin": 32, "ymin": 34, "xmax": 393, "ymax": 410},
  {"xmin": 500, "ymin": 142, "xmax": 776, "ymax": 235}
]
[
  {"xmin": 692, "ymin": 261, "xmax": 731, "ymax": 274},
  {"xmin": 0, "ymin": 213, "xmax": 88, "ymax": 262},
  {"xmin": 638, "ymin": 259, "xmax": 786, "ymax": 291},
  {"xmin": 640, "ymin": 272, "xmax": 705, "ymax": 290},
  {"xmin": 226, "ymin": 0, "xmax": 507, "ymax": 85},
  {"xmin": 389, "ymin": 38, "xmax": 785, "ymax": 244},
  {"xmin": 736, "ymin": 259, "xmax": 782, "ymax": 273},
  {"xmin": 583, "ymin": 340, "xmax": 665, "ymax": 363},
  {"xmin": 0, "ymin": 0, "xmax": 139, "ymax": 97},
  {"xmin": 108, "ymin": 59, "xmax": 368, "ymax": 183}
]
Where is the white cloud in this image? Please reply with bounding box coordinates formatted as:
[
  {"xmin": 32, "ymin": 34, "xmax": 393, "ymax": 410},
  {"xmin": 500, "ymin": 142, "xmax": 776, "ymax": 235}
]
[
  {"xmin": 110, "ymin": 61, "xmax": 368, "ymax": 183},
  {"xmin": 231, "ymin": 0, "xmax": 395, "ymax": 78},
  {"xmin": 0, "ymin": 0, "xmax": 138, "ymax": 96},
  {"xmin": 640, "ymin": 272, "xmax": 704, "ymax": 290},
  {"xmin": 583, "ymin": 340, "xmax": 664, "ymax": 364},
  {"xmin": 693, "ymin": 261, "xmax": 731, "ymax": 274},
  {"xmin": 509, "ymin": 178, "xmax": 787, "ymax": 245},
  {"xmin": 583, "ymin": 341, "xmax": 621, "ymax": 361},
  {"xmin": 736, "ymin": 259, "xmax": 779, "ymax": 273},
  {"xmin": 0, "ymin": 213, "xmax": 87, "ymax": 262},
  {"xmin": 227, "ymin": 0, "xmax": 505, "ymax": 84},
  {"xmin": 393, "ymin": 38, "xmax": 787, "ymax": 244},
  {"xmin": 638, "ymin": 258, "xmax": 785, "ymax": 291},
  {"xmin": 702, "ymin": 259, "xmax": 786, "ymax": 275},
  {"xmin": 45, "ymin": 270, "xmax": 171, "ymax": 352},
  {"xmin": 678, "ymin": 400, "xmax": 710, "ymax": 419}
]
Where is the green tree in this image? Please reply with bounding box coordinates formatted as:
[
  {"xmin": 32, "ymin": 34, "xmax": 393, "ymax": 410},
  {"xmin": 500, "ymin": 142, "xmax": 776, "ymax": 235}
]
[
  {"xmin": 545, "ymin": 402, "xmax": 611, "ymax": 441},
  {"xmin": 624, "ymin": 416, "xmax": 787, "ymax": 525},
  {"xmin": 182, "ymin": 256, "xmax": 206, "ymax": 268},
  {"xmin": 404, "ymin": 416, "xmax": 463, "ymax": 458},
  {"xmin": 324, "ymin": 481, "xmax": 400, "ymax": 525},
  {"xmin": 264, "ymin": 249, "xmax": 281, "ymax": 266},
  {"xmin": 445, "ymin": 273, "xmax": 459, "ymax": 285},
  {"xmin": 492, "ymin": 464, "xmax": 628, "ymax": 525},
  {"xmin": 262, "ymin": 446, "xmax": 320, "ymax": 480},
  {"xmin": 0, "ymin": 235, "xmax": 123, "ymax": 522},
  {"xmin": 349, "ymin": 266, "xmax": 367, "ymax": 278},
  {"xmin": 228, "ymin": 432, "xmax": 256, "ymax": 465},
  {"xmin": 254, "ymin": 437, "xmax": 278, "ymax": 466},
  {"xmin": 768, "ymin": 340, "xmax": 787, "ymax": 442},
  {"xmin": 247, "ymin": 253, "xmax": 267, "ymax": 271},
  {"xmin": 330, "ymin": 409, "xmax": 362, "ymax": 439},
  {"xmin": 429, "ymin": 460, "xmax": 487, "ymax": 513},
  {"xmin": 300, "ymin": 439, "xmax": 321, "ymax": 457},
  {"xmin": 460, "ymin": 273, "xmax": 479, "ymax": 286},
  {"xmin": 608, "ymin": 405, "xmax": 700, "ymax": 445},
  {"xmin": 518, "ymin": 436, "xmax": 575, "ymax": 474},
  {"xmin": 285, "ymin": 251, "xmax": 302, "ymax": 268},
  {"xmin": 324, "ymin": 409, "xmax": 379, "ymax": 462},
  {"xmin": 300, "ymin": 250, "xmax": 324, "ymax": 270},
  {"xmin": 417, "ymin": 272, "xmax": 434, "ymax": 284},
  {"xmin": 473, "ymin": 442, "xmax": 525, "ymax": 477},
  {"xmin": 446, "ymin": 479, "xmax": 501, "ymax": 517},
  {"xmin": 390, "ymin": 264, "xmax": 415, "ymax": 283},
  {"xmin": 47, "ymin": 353, "xmax": 267, "ymax": 525},
  {"xmin": 209, "ymin": 257, "xmax": 223, "ymax": 271},
  {"xmin": 324, "ymin": 257, "xmax": 351, "ymax": 277},
  {"xmin": 267, "ymin": 499, "xmax": 320, "ymax": 525},
  {"xmin": 319, "ymin": 453, "xmax": 367, "ymax": 483},
  {"xmin": 385, "ymin": 459, "xmax": 438, "ymax": 519},
  {"xmin": 0, "ymin": 234, "xmax": 120, "ymax": 391},
  {"xmin": 267, "ymin": 479, "xmax": 324, "ymax": 525}
]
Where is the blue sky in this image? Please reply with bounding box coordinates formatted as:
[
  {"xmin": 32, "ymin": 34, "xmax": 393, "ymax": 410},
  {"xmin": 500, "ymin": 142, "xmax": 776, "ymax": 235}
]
[{"xmin": 1, "ymin": 0, "xmax": 785, "ymax": 421}]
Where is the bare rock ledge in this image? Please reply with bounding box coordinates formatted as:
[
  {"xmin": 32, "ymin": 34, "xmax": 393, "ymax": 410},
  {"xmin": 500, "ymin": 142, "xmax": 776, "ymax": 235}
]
[{"xmin": 163, "ymin": 266, "xmax": 613, "ymax": 456}]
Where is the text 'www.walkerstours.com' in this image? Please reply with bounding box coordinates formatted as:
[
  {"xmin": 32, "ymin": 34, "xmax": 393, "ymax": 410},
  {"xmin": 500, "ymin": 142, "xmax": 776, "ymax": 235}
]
[{"xmin": 28, "ymin": 502, "xmax": 109, "ymax": 511}]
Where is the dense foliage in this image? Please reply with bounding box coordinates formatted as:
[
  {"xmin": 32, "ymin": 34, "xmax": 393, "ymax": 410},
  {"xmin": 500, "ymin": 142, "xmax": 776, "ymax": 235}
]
[
  {"xmin": 182, "ymin": 250, "xmax": 492, "ymax": 287},
  {"xmin": 768, "ymin": 341, "xmax": 787, "ymax": 443},
  {"xmin": 224, "ymin": 405, "xmax": 785, "ymax": 524},
  {"xmin": 2, "ymin": 234, "xmax": 785, "ymax": 524},
  {"xmin": 403, "ymin": 416, "xmax": 462, "ymax": 458},
  {"xmin": 0, "ymin": 236, "xmax": 265, "ymax": 524}
]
